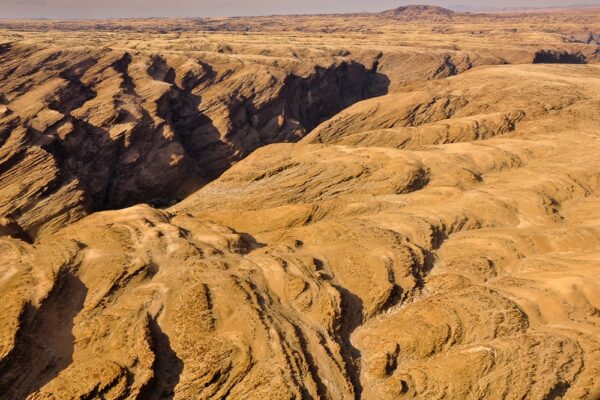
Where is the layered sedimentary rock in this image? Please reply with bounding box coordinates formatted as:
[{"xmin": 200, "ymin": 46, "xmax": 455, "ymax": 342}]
[
  {"xmin": 2, "ymin": 7, "xmax": 599, "ymax": 240},
  {"xmin": 0, "ymin": 42, "xmax": 391, "ymax": 239},
  {"xmin": 1, "ymin": 6, "xmax": 600, "ymax": 400}
]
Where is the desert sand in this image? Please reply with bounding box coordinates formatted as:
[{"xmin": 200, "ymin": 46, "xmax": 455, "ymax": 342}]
[{"xmin": 1, "ymin": 5, "xmax": 600, "ymax": 399}]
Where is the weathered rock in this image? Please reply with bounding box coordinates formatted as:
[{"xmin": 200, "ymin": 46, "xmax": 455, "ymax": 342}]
[{"xmin": 1, "ymin": 8, "xmax": 600, "ymax": 400}]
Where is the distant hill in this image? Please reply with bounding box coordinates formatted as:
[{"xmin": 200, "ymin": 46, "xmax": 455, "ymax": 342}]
[{"xmin": 379, "ymin": 5, "xmax": 455, "ymax": 18}]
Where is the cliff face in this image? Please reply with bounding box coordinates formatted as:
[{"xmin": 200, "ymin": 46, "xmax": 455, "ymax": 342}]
[{"xmin": 0, "ymin": 43, "xmax": 389, "ymax": 239}]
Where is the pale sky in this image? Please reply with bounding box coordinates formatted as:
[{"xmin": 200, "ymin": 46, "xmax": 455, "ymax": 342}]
[{"xmin": 1, "ymin": 0, "xmax": 599, "ymax": 19}]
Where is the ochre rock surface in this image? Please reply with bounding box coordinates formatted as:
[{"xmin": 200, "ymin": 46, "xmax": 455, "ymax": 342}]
[{"xmin": 1, "ymin": 7, "xmax": 600, "ymax": 400}]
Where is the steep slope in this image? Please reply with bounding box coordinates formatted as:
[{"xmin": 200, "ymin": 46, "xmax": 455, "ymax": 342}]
[
  {"xmin": 0, "ymin": 42, "xmax": 389, "ymax": 240},
  {"xmin": 1, "ymin": 64, "xmax": 599, "ymax": 399}
]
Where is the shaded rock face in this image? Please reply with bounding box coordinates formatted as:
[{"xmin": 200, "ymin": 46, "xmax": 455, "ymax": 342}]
[
  {"xmin": 0, "ymin": 44, "xmax": 388, "ymax": 238},
  {"xmin": 175, "ymin": 59, "xmax": 389, "ymax": 182},
  {"xmin": 533, "ymin": 50, "xmax": 587, "ymax": 64},
  {"xmin": 0, "ymin": 217, "xmax": 30, "ymax": 242},
  {"xmin": 568, "ymin": 30, "xmax": 600, "ymax": 45}
]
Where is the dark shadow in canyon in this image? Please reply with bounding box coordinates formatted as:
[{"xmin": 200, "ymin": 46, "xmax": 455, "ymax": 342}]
[
  {"xmin": 0, "ymin": 269, "xmax": 88, "ymax": 399},
  {"xmin": 138, "ymin": 317, "xmax": 184, "ymax": 400},
  {"xmin": 0, "ymin": 47, "xmax": 391, "ymax": 242},
  {"xmin": 332, "ymin": 284, "xmax": 364, "ymax": 400},
  {"xmin": 533, "ymin": 50, "xmax": 587, "ymax": 64}
]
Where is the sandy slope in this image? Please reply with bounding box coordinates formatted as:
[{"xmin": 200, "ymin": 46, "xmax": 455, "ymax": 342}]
[{"xmin": 1, "ymin": 7, "xmax": 600, "ymax": 400}]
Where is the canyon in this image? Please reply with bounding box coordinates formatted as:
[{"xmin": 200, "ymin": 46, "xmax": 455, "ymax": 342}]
[{"xmin": 1, "ymin": 5, "xmax": 600, "ymax": 399}]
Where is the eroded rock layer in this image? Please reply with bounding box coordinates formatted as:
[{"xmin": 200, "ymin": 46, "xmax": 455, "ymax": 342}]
[
  {"xmin": 1, "ymin": 8, "xmax": 600, "ymax": 400},
  {"xmin": 0, "ymin": 42, "xmax": 391, "ymax": 240}
]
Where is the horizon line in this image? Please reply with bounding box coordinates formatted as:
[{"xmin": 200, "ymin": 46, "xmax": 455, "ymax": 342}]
[{"xmin": 1, "ymin": 3, "xmax": 600, "ymax": 21}]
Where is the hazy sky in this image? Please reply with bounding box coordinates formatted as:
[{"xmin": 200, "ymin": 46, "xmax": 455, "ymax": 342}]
[{"xmin": 2, "ymin": 0, "xmax": 600, "ymax": 19}]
